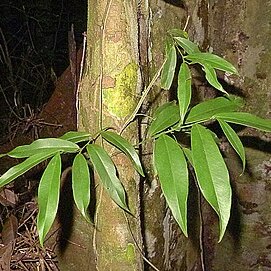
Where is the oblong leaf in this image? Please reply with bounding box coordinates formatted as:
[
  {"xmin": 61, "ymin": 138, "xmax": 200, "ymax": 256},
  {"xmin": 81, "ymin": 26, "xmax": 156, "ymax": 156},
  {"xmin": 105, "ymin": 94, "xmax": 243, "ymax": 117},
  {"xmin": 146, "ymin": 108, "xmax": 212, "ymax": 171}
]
[
  {"xmin": 191, "ymin": 124, "xmax": 231, "ymax": 242},
  {"xmin": 217, "ymin": 119, "xmax": 246, "ymax": 172},
  {"xmin": 148, "ymin": 103, "xmax": 180, "ymax": 136},
  {"xmin": 0, "ymin": 151, "xmax": 58, "ymax": 188},
  {"xmin": 37, "ymin": 153, "xmax": 61, "ymax": 246},
  {"xmin": 185, "ymin": 96, "xmax": 240, "ymax": 124},
  {"xmin": 8, "ymin": 138, "xmax": 79, "ymax": 158},
  {"xmin": 101, "ymin": 131, "xmax": 144, "ymax": 176},
  {"xmin": 60, "ymin": 131, "xmax": 91, "ymax": 143},
  {"xmin": 174, "ymin": 37, "xmax": 200, "ymax": 55},
  {"xmin": 72, "ymin": 153, "xmax": 91, "ymax": 221},
  {"xmin": 154, "ymin": 135, "xmax": 188, "ymax": 236},
  {"xmin": 202, "ymin": 63, "xmax": 227, "ymax": 94},
  {"xmin": 86, "ymin": 144, "xmax": 129, "ymax": 212},
  {"xmin": 214, "ymin": 112, "xmax": 271, "ymax": 132},
  {"xmin": 161, "ymin": 45, "xmax": 177, "ymax": 90},
  {"xmin": 168, "ymin": 29, "xmax": 188, "ymax": 39},
  {"xmin": 185, "ymin": 52, "xmax": 238, "ymax": 74},
  {"xmin": 178, "ymin": 62, "xmax": 192, "ymax": 122},
  {"xmin": 182, "ymin": 147, "xmax": 193, "ymax": 166},
  {"xmin": 153, "ymin": 101, "xmax": 176, "ymax": 118}
]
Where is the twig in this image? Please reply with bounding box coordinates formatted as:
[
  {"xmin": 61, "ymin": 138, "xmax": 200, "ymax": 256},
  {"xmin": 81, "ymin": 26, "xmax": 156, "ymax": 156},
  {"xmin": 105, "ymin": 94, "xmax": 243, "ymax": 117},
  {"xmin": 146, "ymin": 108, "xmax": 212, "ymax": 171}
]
[
  {"xmin": 123, "ymin": 212, "xmax": 161, "ymax": 271},
  {"xmin": 191, "ymin": 170, "xmax": 205, "ymax": 271},
  {"xmin": 93, "ymin": 0, "xmax": 113, "ymax": 262},
  {"xmin": 98, "ymin": 0, "xmax": 113, "ymax": 131},
  {"xmin": 76, "ymin": 32, "xmax": 87, "ymax": 129},
  {"xmin": 120, "ymin": 59, "xmax": 166, "ymax": 134},
  {"xmin": 183, "ymin": 15, "xmax": 190, "ymax": 32}
]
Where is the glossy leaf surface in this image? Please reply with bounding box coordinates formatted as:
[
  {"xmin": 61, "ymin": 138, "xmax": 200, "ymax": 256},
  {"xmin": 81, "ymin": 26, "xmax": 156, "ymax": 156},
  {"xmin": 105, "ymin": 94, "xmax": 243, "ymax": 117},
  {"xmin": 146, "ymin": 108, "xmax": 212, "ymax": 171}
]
[
  {"xmin": 8, "ymin": 138, "xmax": 79, "ymax": 158},
  {"xmin": 153, "ymin": 101, "xmax": 176, "ymax": 118},
  {"xmin": 185, "ymin": 96, "xmax": 240, "ymax": 124},
  {"xmin": 191, "ymin": 124, "xmax": 231, "ymax": 242},
  {"xmin": 87, "ymin": 144, "xmax": 129, "ymax": 212},
  {"xmin": 72, "ymin": 153, "xmax": 91, "ymax": 221},
  {"xmin": 101, "ymin": 131, "xmax": 144, "ymax": 176},
  {"xmin": 185, "ymin": 52, "xmax": 238, "ymax": 74},
  {"xmin": 154, "ymin": 135, "xmax": 188, "ymax": 236},
  {"xmin": 161, "ymin": 45, "xmax": 177, "ymax": 90},
  {"xmin": 60, "ymin": 131, "xmax": 91, "ymax": 143},
  {"xmin": 178, "ymin": 62, "xmax": 192, "ymax": 122},
  {"xmin": 202, "ymin": 63, "xmax": 226, "ymax": 94},
  {"xmin": 182, "ymin": 147, "xmax": 193, "ymax": 166},
  {"xmin": 37, "ymin": 153, "xmax": 61, "ymax": 246},
  {"xmin": 0, "ymin": 151, "xmax": 57, "ymax": 188},
  {"xmin": 218, "ymin": 119, "xmax": 246, "ymax": 172},
  {"xmin": 148, "ymin": 103, "xmax": 180, "ymax": 136},
  {"xmin": 215, "ymin": 112, "xmax": 271, "ymax": 132},
  {"xmin": 174, "ymin": 37, "xmax": 200, "ymax": 55}
]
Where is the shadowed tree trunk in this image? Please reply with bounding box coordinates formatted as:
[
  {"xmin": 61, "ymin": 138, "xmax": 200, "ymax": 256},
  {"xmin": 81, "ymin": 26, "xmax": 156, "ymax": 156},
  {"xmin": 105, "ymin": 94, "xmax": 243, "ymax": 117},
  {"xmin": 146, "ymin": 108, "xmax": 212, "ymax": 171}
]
[
  {"xmin": 56, "ymin": 1, "xmax": 199, "ymax": 270},
  {"xmin": 56, "ymin": 1, "xmax": 271, "ymax": 270},
  {"xmin": 186, "ymin": 1, "xmax": 271, "ymax": 270}
]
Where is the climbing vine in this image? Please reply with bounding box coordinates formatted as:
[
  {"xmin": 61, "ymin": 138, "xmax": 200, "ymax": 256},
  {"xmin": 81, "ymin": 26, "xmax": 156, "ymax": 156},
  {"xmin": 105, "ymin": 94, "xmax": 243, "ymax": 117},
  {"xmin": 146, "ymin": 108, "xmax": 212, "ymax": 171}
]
[{"xmin": 0, "ymin": 29, "xmax": 271, "ymax": 249}]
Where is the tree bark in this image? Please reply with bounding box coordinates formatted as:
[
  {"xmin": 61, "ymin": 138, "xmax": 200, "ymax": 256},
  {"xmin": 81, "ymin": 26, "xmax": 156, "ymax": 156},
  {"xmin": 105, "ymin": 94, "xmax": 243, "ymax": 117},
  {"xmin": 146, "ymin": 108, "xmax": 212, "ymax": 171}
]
[
  {"xmin": 78, "ymin": 1, "xmax": 144, "ymax": 270},
  {"xmin": 57, "ymin": 1, "xmax": 271, "ymax": 270},
  {"xmin": 186, "ymin": 1, "xmax": 271, "ymax": 270},
  {"xmin": 57, "ymin": 1, "xmax": 198, "ymax": 270}
]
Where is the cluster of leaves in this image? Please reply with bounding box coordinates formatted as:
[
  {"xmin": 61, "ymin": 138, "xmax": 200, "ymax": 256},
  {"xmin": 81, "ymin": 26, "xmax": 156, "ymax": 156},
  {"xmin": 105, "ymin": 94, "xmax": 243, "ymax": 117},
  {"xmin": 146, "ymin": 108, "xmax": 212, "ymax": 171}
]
[
  {"xmin": 0, "ymin": 29, "xmax": 271, "ymax": 246},
  {"xmin": 152, "ymin": 29, "xmax": 271, "ymax": 241},
  {"xmin": 0, "ymin": 131, "xmax": 144, "ymax": 245}
]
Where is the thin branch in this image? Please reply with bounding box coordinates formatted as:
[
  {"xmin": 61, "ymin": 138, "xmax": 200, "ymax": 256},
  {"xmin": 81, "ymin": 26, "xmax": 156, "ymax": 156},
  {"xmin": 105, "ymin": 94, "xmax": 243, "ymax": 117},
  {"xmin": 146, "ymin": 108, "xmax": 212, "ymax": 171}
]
[{"xmin": 120, "ymin": 59, "xmax": 166, "ymax": 134}]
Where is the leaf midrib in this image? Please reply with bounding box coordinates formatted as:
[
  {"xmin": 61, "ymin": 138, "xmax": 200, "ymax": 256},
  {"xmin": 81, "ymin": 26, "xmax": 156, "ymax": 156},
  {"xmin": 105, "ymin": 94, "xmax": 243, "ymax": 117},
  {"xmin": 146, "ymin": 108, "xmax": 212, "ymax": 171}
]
[{"xmin": 195, "ymin": 127, "xmax": 220, "ymax": 214}]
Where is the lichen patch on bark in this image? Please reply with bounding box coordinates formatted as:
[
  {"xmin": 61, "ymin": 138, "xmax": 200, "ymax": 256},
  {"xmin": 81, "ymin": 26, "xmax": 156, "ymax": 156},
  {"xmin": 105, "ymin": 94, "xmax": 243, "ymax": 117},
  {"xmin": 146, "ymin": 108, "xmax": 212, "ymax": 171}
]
[{"xmin": 103, "ymin": 62, "xmax": 138, "ymax": 118}]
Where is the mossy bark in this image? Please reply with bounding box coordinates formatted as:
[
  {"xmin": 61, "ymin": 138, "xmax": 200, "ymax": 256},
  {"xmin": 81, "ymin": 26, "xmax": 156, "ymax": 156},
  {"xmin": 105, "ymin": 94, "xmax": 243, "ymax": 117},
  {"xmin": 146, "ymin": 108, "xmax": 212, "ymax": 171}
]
[
  {"xmin": 55, "ymin": 0, "xmax": 271, "ymax": 270},
  {"xmin": 79, "ymin": 1, "xmax": 143, "ymax": 270},
  {"xmin": 57, "ymin": 1, "xmax": 203, "ymax": 270}
]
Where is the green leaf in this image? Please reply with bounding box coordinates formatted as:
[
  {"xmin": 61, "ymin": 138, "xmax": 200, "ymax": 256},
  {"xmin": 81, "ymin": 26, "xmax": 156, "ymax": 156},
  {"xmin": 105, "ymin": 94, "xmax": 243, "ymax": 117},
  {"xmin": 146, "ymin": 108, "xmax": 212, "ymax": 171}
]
[
  {"xmin": 161, "ymin": 45, "xmax": 177, "ymax": 90},
  {"xmin": 153, "ymin": 101, "xmax": 176, "ymax": 118},
  {"xmin": 72, "ymin": 153, "xmax": 91, "ymax": 221},
  {"xmin": 174, "ymin": 37, "xmax": 200, "ymax": 55},
  {"xmin": 37, "ymin": 153, "xmax": 61, "ymax": 246},
  {"xmin": 164, "ymin": 36, "xmax": 174, "ymax": 53},
  {"xmin": 60, "ymin": 131, "xmax": 91, "ymax": 143},
  {"xmin": 0, "ymin": 151, "xmax": 58, "ymax": 188},
  {"xmin": 191, "ymin": 124, "xmax": 231, "ymax": 242},
  {"xmin": 87, "ymin": 144, "xmax": 129, "ymax": 212},
  {"xmin": 202, "ymin": 63, "xmax": 227, "ymax": 94},
  {"xmin": 185, "ymin": 52, "xmax": 238, "ymax": 74},
  {"xmin": 101, "ymin": 131, "xmax": 144, "ymax": 176},
  {"xmin": 168, "ymin": 29, "xmax": 188, "ymax": 39},
  {"xmin": 154, "ymin": 135, "xmax": 188, "ymax": 236},
  {"xmin": 148, "ymin": 103, "xmax": 180, "ymax": 136},
  {"xmin": 178, "ymin": 63, "xmax": 192, "ymax": 122},
  {"xmin": 185, "ymin": 96, "xmax": 240, "ymax": 124},
  {"xmin": 182, "ymin": 147, "xmax": 193, "ymax": 166},
  {"xmin": 8, "ymin": 138, "xmax": 80, "ymax": 158},
  {"xmin": 217, "ymin": 119, "xmax": 246, "ymax": 172},
  {"xmin": 214, "ymin": 112, "xmax": 271, "ymax": 132}
]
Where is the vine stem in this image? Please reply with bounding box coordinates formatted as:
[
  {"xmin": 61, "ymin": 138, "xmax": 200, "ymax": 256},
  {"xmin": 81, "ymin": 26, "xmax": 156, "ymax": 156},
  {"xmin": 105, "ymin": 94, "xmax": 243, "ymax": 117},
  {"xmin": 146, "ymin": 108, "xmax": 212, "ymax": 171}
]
[
  {"xmin": 93, "ymin": 0, "xmax": 113, "ymax": 263},
  {"xmin": 123, "ymin": 212, "xmax": 161, "ymax": 271},
  {"xmin": 119, "ymin": 59, "xmax": 166, "ymax": 135},
  {"xmin": 191, "ymin": 170, "xmax": 206, "ymax": 271}
]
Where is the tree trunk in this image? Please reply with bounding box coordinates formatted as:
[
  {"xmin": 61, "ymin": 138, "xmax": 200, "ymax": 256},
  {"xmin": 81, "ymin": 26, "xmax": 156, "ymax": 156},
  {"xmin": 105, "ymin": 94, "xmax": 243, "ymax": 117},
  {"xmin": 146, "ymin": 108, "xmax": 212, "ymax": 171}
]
[
  {"xmin": 57, "ymin": 1, "xmax": 200, "ymax": 270},
  {"xmin": 57, "ymin": 1, "xmax": 271, "ymax": 270},
  {"xmin": 73, "ymin": 1, "xmax": 143, "ymax": 270}
]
